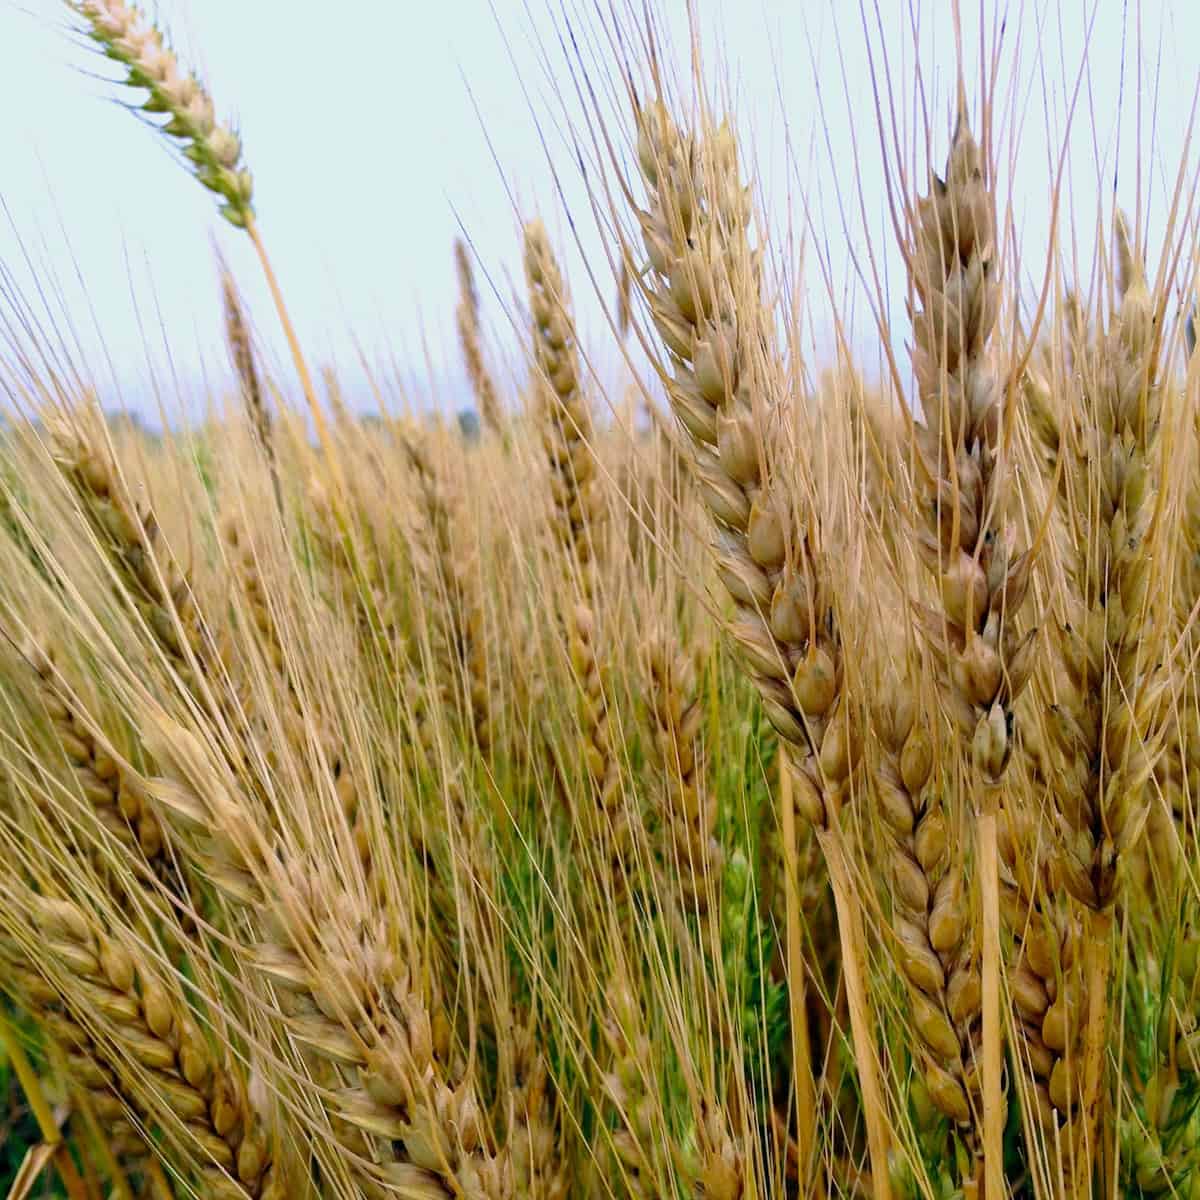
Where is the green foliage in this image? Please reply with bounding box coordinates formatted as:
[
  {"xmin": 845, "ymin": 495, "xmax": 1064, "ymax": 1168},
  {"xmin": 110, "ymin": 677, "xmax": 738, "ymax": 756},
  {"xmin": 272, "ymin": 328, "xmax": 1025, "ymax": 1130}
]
[{"xmin": 0, "ymin": 1007, "xmax": 67, "ymax": 1200}]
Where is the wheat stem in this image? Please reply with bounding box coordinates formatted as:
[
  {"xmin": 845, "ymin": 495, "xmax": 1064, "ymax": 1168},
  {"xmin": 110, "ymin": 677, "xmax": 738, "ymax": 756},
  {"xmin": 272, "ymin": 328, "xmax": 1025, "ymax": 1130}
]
[
  {"xmin": 0, "ymin": 1011, "xmax": 65, "ymax": 1159},
  {"xmin": 244, "ymin": 216, "xmax": 342, "ymax": 499},
  {"xmin": 979, "ymin": 809, "xmax": 1004, "ymax": 1200},
  {"xmin": 1080, "ymin": 909, "xmax": 1113, "ymax": 1182},
  {"xmin": 818, "ymin": 825, "xmax": 892, "ymax": 1200},
  {"xmin": 780, "ymin": 767, "xmax": 820, "ymax": 1194}
]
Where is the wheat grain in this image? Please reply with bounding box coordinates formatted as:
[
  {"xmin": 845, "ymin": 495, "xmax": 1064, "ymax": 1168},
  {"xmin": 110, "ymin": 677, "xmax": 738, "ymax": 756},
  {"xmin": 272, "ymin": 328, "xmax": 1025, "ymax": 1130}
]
[
  {"xmin": 70, "ymin": 1, "xmax": 253, "ymax": 228},
  {"xmin": 524, "ymin": 220, "xmax": 606, "ymax": 599},
  {"xmin": 142, "ymin": 716, "xmax": 513, "ymax": 1197},
  {"xmin": 455, "ymin": 240, "xmax": 504, "ymax": 435},
  {"xmin": 11, "ymin": 892, "xmax": 282, "ymax": 1198}
]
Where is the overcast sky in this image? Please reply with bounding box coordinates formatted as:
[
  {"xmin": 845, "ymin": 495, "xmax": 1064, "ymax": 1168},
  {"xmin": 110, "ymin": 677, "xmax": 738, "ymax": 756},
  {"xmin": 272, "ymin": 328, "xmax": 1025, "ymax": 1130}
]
[{"xmin": 1, "ymin": 2, "xmax": 1198, "ymax": 425}]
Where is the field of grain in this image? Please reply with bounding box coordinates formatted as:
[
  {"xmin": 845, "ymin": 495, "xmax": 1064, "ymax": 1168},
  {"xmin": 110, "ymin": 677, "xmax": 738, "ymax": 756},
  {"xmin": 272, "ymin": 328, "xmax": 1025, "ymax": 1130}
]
[{"xmin": 3, "ymin": 3, "xmax": 1200, "ymax": 1198}]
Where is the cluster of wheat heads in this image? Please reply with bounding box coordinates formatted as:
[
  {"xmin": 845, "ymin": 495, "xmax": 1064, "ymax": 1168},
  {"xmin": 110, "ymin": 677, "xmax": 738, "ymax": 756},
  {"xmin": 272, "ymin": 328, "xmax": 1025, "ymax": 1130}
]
[{"xmin": 4, "ymin": 3, "xmax": 1200, "ymax": 1199}]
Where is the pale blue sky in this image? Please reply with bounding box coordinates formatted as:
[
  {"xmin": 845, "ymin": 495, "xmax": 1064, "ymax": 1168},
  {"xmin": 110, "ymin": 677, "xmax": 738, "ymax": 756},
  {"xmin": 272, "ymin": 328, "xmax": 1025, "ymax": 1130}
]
[{"xmin": 1, "ymin": 2, "xmax": 1198, "ymax": 425}]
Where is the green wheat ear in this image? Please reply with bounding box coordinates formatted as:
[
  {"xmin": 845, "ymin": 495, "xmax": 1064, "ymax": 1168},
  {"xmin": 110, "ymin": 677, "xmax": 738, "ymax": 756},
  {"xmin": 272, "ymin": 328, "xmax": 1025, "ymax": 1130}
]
[{"xmin": 70, "ymin": 1, "xmax": 254, "ymax": 227}]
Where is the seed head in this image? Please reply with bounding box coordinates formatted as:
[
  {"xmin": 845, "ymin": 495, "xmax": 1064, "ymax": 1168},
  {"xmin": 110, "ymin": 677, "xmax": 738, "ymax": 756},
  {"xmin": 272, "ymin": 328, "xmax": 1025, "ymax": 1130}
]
[{"xmin": 72, "ymin": 0, "xmax": 254, "ymax": 227}]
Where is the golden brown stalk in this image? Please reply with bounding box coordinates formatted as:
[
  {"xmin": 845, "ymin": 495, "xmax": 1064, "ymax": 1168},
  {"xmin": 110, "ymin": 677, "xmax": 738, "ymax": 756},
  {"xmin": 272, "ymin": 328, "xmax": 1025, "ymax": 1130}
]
[
  {"xmin": 643, "ymin": 629, "xmax": 721, "ymax": 915},
  {"xmin": 403, "ymin": 435, "xmax": 495, "ymax": 754},
  {"xmin": 9, "ymin": 894, "xmax": 282, "ymax": 1198},
  {"xmin": 142, "ymin": 717, "xmax": 513, "ymax": 1198},
  {"xmin": 775, "ymin": 768, "xmax": 819, "ymax": 1188},
  {"xmin": 630, "ymin": 99, "xmax": 886, "ymax": 1198},
  {"xmin": 27, "ymin": 642, "xmax": 164, "ymax": 862},
  {"xmin": 524, "ymin": 220, "xmax": 605, "ymax": 597},
  {"xmin": 455, "ymin": 240, "xmax": 503, "ymax": 434},
  {"xmin": 221, "ymin": 272, "xmax": 279, "ymax": 512},
  {"xmin": 904, "ymin": 102, "xmax": 1036, "ymax": 1195},
  {"xmin": 873, "ymin": 670, "xmax": 982, "ymax": 1148}
]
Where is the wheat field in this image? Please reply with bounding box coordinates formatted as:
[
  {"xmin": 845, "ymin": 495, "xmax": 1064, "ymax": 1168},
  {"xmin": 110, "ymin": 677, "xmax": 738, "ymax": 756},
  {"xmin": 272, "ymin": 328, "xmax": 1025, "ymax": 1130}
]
[{"xmin": 2, "ymin": 2, "xmax": 1200, "ymax": 1198}]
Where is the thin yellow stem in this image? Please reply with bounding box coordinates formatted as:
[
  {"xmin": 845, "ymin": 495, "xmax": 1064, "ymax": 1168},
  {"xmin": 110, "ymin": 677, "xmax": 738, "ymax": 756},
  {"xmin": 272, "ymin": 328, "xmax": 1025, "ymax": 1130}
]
[
  {"xmin": 1081, "ymin": 907, "xmax": 1113, "ymax": 1187},
  {"xmin": 817, "ymin": 823, "xmax": 893, "ymax": 1200},
  {"xmin": 144, "ymin": 1158, "xmax": 176, "ymax": 1200},
  {"xmin": 0, "ymin": 1012, "xmax": 58, "ymax": 1146},
  {"xmin": 68, "ymin": 1081, "xmax": 135, "ymax": 1200},
  {"xmin": 780, "ymin": 767, "xmax": 821, "ymax": 1196},
  {"xmin": 243, "ymin": 216, "xmax": 345, "ymax": 498},
  {"xmin": 0, "ymin": 1013, "xmax": 89, "ymax": 1200},
  {"xmin": 979, "ymin": 810, "xmax": 1005, "ymax": 1200}
]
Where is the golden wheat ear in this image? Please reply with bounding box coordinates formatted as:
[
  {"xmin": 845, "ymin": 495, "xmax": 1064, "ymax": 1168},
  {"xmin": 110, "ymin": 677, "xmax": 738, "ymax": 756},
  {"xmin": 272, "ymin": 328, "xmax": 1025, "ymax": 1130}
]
[
  {"xmin": 69, "ymin": 0, "xmax": 337, "ymax": 474},
  {"xmin": 524, "ymin": 219, "xmax": 606, "ymax": 600},
  {"xmin": 454, "ymin": 240, "xmax": 504, "ymax": 435},
  {"xmin": 219, "ymin": 268, "xmax": 279, "ymax": 506},
  {"xmin": 625, "ymin": 96, "xmax": 891, "ymax": 1199},
  {"xmin": 70, "ymin": 1, "xmax": 253, "ymax": 228}
]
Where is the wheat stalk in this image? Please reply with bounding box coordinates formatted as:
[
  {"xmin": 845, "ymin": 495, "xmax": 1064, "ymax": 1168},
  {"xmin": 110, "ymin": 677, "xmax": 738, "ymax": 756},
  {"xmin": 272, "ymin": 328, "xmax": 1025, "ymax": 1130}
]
[
  {"xmin": 455, "ymin": 240, "xmax": 504, "ymax": 435},
  {"xmin": 141, "ymin": 715, "xmax": 514, "ymax": 1198},
  {"xmin": 628, "ymin": 96, "xmax": 887, "ymax": 1198},
  {"xmin": 6, "ymin": 891, "xmax": 282, "ymax": 1198},
  {"xmin": 525, "ymin": 219, "xmax": 606, "ymax": 599}
]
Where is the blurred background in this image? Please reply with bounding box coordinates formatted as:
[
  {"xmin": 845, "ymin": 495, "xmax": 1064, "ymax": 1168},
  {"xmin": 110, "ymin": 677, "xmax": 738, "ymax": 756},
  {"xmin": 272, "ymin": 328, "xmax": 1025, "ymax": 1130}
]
[{"xmin": 1, "ymin": 1, "xmax": 1197, "ymax": 428}]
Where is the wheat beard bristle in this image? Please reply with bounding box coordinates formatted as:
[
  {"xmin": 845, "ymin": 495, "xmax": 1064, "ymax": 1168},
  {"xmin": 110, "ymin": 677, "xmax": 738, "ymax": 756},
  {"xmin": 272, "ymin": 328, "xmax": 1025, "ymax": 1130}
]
[
  {"xmin": 20, "ymin": 892, "xmax": 280, "ymax": 1197},
  {"xmin": 873, "ymin": 675, "xmax": 982, "ymax": 1144},
  {"xmin": 141, "ymin": 719, "xmax": 512, "ymax": 1196},
  {"xmin": 644, "ymin": 630, "xmax": 721, "ymax": 915},
  {"xmin": 524, "ymin": 219, "xmax": 605, "ymax": 599}
]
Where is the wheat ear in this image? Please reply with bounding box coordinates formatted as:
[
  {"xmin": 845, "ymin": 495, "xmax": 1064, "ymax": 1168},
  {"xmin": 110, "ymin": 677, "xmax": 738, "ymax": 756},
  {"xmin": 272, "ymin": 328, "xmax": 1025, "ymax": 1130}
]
[
  {"xmin": 9, "ymin": 893, "xmax": 282, "ymax": 1198},
  {"xmin": 403, "ymin": 434, "xmax": 495, "ymax": 755},
  {"xmin": 69, "ymin": 0, "xmax": 341, "ymax": 491},
  {"xmin": 50, "ymin": 413, "xmax": 212, "ymax": 688},
  {"xmin": 630, "ymin": 99, "xmax": 886, "ymax": 1198},
  {"xmin": 905, "ymin": 98, "xmax": 1038, "ymax": 1194},
  {"xmin": 643, "ymin": 629, "xmax": 721, "ymax": 918},
  {"xmin": 874, "ymin": 667, "xmax": 983, "ymax": 1158},
  {"xmin": 1029, "ymin": 214, "xmax": 1168, "ymax": 1182},
  {"xmin": 1042, "ymin": 212, "xmax": 1163, "ymax": 912},
  {"xmin": 27, "ymin": 641, "xmax": 164, "ymax": 862},
  {"xmin": 220, "ymin": 271, "xmax": 280, "ymax": 516},
  {"xmin": 507, "ymin": 1024, "xmax": 570, "ymax": 1200},
  {"xmin": 70, "ymin": 0, "xmax": 252, "ymax": 227},
  {"xmin": 455, "ymin": 240, "xmax": 503, "ymax": 434},
  {"xmin": 524, "ymin": 220, "xmax": 606, "ymax": 599},
  {"xmin": 141, "ymin": 716, "xmax": 513, "ymax": 1197}
]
